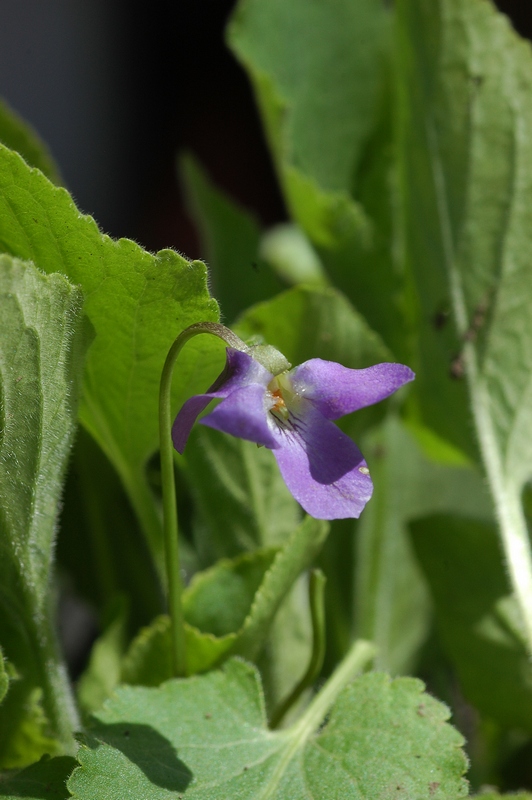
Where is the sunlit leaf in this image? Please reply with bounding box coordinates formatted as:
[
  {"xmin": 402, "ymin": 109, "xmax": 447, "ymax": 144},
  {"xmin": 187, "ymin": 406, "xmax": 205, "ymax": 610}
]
[
  {"xmin": 396, "ymin": 0, "xmax": 532, "ymax": 649},
  {"xmin": 69, "ymin": 658, "xmax": 467, "ymax": 800},
  {"xmin": 0, "ymin": 256, "xmax": 85, "ymax": 763}
]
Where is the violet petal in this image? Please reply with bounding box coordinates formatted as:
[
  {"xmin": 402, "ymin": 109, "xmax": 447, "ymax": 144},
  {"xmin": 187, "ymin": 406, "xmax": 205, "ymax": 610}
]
[
  {"xmin": 291, "ymin": 360, "xmax": 415, "ymax": 420},
  {"xmin": 200, "ymin": 384, "xmax": 279, "ymax": 449},
  {"xmin": 272, "ymin": 402, "xmax": 373, "ymax": 519},
  {"xmin": 172, "ymin": 393, "xmax": 217, "ymax": 454},
  {"xmin": 172, "ymin": 347, "xmax": 272, "ymax": 453}
]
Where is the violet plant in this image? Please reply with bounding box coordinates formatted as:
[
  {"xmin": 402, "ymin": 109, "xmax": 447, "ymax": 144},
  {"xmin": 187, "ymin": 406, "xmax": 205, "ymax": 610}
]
[{"xmin": 1, "ymin": 0, "xmax": 532, "ymax": 797}]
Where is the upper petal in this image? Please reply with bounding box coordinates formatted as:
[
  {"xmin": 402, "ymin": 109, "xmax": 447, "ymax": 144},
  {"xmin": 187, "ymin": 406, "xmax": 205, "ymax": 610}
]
[
  {"xmin": 290, "ymin": 360, "xmax": 415, "ymax": 420},
  {"xmin": 271, "ymin": 402, "xmax": 373, "ymax": 519},
  {"xmin": 172, "ymin": 347, "xmax": 272, "ymax": 453}
]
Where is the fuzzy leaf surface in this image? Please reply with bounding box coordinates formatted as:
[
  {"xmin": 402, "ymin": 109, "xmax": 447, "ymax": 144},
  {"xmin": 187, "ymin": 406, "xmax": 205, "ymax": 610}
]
[
  {"xmin": 396, "ymin": 0, "xmax": 532, "ymax": 653},
  {"xmin": 69, "ymin": 659, "xmax": 467, "ymax": 800},
  {"xmin": 0, "ymin": 256, "xmax": 85, "ymax": 762}
]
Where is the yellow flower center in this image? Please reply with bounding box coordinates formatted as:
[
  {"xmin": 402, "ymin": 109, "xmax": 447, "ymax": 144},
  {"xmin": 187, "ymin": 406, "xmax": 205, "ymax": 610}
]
[{"xmin": 267, "ymin": 373, "xmax": 298, "ymax": 422}]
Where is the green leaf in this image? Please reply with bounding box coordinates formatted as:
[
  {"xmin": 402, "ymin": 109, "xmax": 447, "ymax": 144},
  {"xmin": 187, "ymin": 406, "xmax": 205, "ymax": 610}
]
[
  {"xmin": 0, "ymin": 143, "xmax": 220, "ymax": 575},
  {"xmin": 228, "ymin": 0, "xmax": 389, "ymax": 196},
  {"xmin": 396, "ymin": 0, "xmax": 532, "ymax": 650},
  {"xmin": 411, "ymin": 515, "xmax": 532, "ymax": 733},
  {"xmin": 122, "ymin": 516, "xmax": 328, "ymax": 681},
  {"xmin": 0, "ymin": 256, "xmax": 85, "ymax": 761},
  {"xmin": 69, "ymin": 657, "xmax": 467, "ymax": 800},
  {"xmin": 0, "ymin": 755, "xmax": 76, "ymax": 800},
  {"xmin": 180, "ymin": 154, "xmax": 283, "ymax": 322},
  {"xmin": 183, "ymin": 550, "xmax": 277, "ymax": 637},
  {"xmin": 121, "ymin": 611, "xmax": 237, "ymax": 688},
  {"xmin": 259, "ymin": 224, "xmax": 326, "ymax": 286},
  {"xmin": 0, "ymin": 98, "xmax": 61, "ymax": 184},
  {"xmin": 183, "ymin": 428, "xmax": 301, "ymax": 562},
  {"xmin": 0, "ymin": 650, "xmax": 7, "ymax": 706},
  {"xmin": 57, "ymin": 428, "xmax": 163, "ymax": 629},
  {"xmin": 474, "ymin": 794, "xmax": 532, "ymax": 800},
  {"xmin": 227, "ymin": 0, "xmax": 411, "ymax": 359},
  {"xmin": 355, "ymin": 416, "xmax": 492, "ymax": 674},
  {"xmin": 77, "ymin": 598, "xmax": 129, "ymax": 716}
]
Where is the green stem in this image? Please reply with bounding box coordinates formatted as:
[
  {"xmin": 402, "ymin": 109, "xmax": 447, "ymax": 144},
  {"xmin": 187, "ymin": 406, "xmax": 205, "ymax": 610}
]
[
  {"xmin": 288, "ymin": 639, "xmax": 375, "ymax": 739},
  {"xmin": 270, "ymin": 569, "xmax": 327, "ymax": 729},
  {"xmin": 257, "ymin": 639, "xmax": 375, "ymax": 799},
  {"xmin": 159, "ymin": 323, "xmax": 249, "ymax": 677}
]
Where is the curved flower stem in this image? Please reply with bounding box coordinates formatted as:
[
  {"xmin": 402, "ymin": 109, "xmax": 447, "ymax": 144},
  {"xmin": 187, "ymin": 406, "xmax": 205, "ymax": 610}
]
[
  {"xmin": 270, "ymin": 569, "xmax": 327, "ymax": 729},
  {"xmin": 159, "ymin": 322, "xmax": 249, "ymax": 677}
]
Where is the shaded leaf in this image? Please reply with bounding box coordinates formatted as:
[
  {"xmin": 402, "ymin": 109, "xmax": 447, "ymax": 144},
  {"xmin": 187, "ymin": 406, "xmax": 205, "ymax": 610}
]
[
  {"xmin": 183, "ymin": 427, "xmax": 301, "ymax": 563},
  {"xmin": 183, "ymin": 550, "xmax": 277, "ymax": 637},
  {"xmin": 0, "ymin": 650, "xmax": 7, "ymax": 706},
  {"xmin": 69, "ymin": 659, "xmax": 467, "ymax": 800},
  {"xmin": 0, "ymin": 755, "xmax": 76, "ymax": 800},
  {"xmin": 57, "ymin": 428, "xmax": 163, "ymax": 630},
  {"xmin": 77, "ymin": 598, "xmax": 129, "ymax": 716},
  {"xmin": 411, "ymin": 515, "xmax": 532, "ymax": 732},
  {"xmin": 122, "ymin": 516, "xmax": 328, "ymax": 681},
  {"xmin": 180, "ymin": 154, "xmax": 282, "ymax": 322},
  {"xmin": 355, "ymin": 416, "xmax": 492, "ymax": 674}
]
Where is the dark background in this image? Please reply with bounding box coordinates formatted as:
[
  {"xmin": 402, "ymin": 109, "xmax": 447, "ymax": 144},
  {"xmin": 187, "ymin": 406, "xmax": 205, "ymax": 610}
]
[
  {"xmin": 1, "ymin": 0, "xmax": 529, "ymax": 262},
  {"xmin": 0, "ymin": 0, "xmax": 285, "ymax": 257}
]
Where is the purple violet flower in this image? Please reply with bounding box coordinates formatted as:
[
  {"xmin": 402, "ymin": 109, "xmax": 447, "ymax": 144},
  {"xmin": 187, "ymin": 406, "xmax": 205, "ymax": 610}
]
[{"xmin": 172, "ymin": 349, "xmax": 414, "ymax": 520}]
